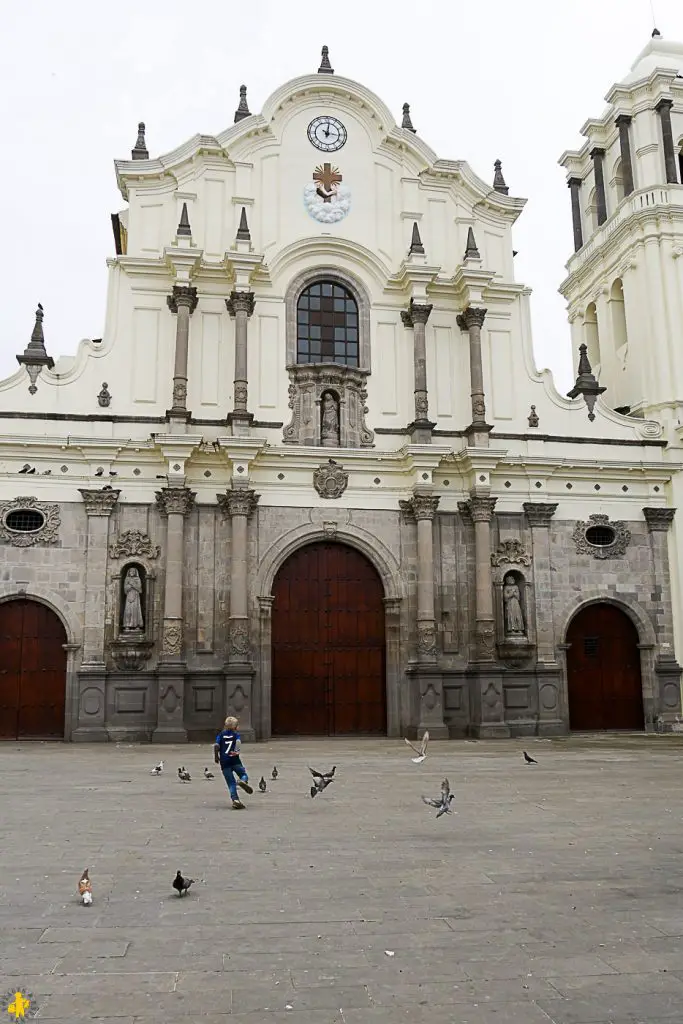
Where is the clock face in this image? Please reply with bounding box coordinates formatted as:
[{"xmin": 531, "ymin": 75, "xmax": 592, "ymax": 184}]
[{"xmin": 307, "ymin": 115, "xmax": 347, "ymax": 153}]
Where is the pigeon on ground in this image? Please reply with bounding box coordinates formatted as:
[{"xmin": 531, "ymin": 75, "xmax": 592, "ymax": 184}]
[
  {"xmin": 150, "ymin": 761, "xmax": 164, "ymax": 775},
  {"xmin": 309, "ymin": 767, "xmax": 335, "ymax": 799},
  {"xmin": 523, "ymin": 751, "xmax": 538, "ymax": 765},
  {"xmin": 203, "ymin": 767, "xmax": 214, "ymax": 780},
  {"xmin": 258, "ymin": 777, "xmax": 267, "ymax": 793},
  {"xmin": 271, "ymin": 766, "xmax": 278, "ymax": 780},
  {"xmin": 178, "ymin": 767, "xmax": 191, "ymax": 782},
  {"xmin": 78, "ymin": 868, "xmax": 93, "ymax": 905},
  {"xmin": 422, "ymin": 778, "xmax": 455, "ymax": 818},
  {"xmin": 172, "ymin": 870, "xmax": 194, "ymax": 897},
  {"xmin": 404, "ymin": 730, "xmax": 430, "ymax": 764}
]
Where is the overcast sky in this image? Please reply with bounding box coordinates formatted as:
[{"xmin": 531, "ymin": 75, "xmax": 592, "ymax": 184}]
[{"xmin": 2, "ymin": 0, "xmax": 681, "ymax": 394}]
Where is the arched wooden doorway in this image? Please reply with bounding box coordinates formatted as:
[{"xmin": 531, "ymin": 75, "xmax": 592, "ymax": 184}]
[
  {"xmin": 271, "ymin": 542, "xmax": 386, "ymax": 735},
  {"xmin": 566, "ymin": 603, "xmax": 644, "ymax": 730},
  {"xmin": 0, "ymin": 600, "xmax": 67, "ymax": 739}
]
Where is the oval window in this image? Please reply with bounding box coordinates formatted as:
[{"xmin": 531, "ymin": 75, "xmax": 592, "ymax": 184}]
[
  {"xmin": 585, "ymin": 525, "xmax": 615, "ymax": 547},
  {"xmin": 5, "ymin": 509, "xmax": 45, "ymax": 533}
]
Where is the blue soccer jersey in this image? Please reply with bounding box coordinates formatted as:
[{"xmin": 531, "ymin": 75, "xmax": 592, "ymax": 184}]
[{"xmin": 216, "ymin": 729, "xmax": 241, "ymax": 765}]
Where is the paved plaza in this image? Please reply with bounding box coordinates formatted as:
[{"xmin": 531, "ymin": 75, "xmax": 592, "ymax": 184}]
[{"xmin": 2, "ymin": 736, "xmax": 683, "ymax": 1023}]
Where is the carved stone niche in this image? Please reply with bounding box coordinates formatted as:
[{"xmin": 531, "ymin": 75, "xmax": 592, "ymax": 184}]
[
  {"xmin": 283, "ymin": 363, "xmax": 374, "ymax": 448},
  {"xmin": 494, "ymin": 569, "xmax": 535, "ymax": 665},
  {"xmin": 109, "ymin": 561, "xmax": 156, "ymax": 672}
]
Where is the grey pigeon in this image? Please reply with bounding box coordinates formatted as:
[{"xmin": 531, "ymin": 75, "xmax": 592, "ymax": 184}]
[
  {"xmin": 404, "ymin": 730, "xmax": 429, "ymax": 763},
  {"xmin": 19, "ymin": 464, "xmax": 30, "ymax": 474},
  {"xmin": 271, "ymin": 766, "xmax": 278, "ymax": 780},
  {"xmin": 95, "ymin": 467, "xmax": 104, "ymax": 476},
  {"xmin": 309, "ymin": 767, "xmax": 335, "ymax": 799},
  {"xmin": 422, "ymin": 778, "xmax": 455, "ymax": 818},
  {"xmin": 178, "ymin": 767, "xmax": 191, "ymax": 782},
  {"xmin": 258, "ymin": 777, "xmax": 267, "ymax": 793},
  {"xmin": 523, "ymin": 751, "xmax": 538, "ymax": 765},
  {"xmin": 203, "ymin": 767, "xmax": 214, "ymax": 780},
  {"xmin": 172, "ymin": 870, "xmax": 194, "ymax": 897}
]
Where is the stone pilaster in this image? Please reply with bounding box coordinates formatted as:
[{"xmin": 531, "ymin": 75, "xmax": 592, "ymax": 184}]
[
  {"xmin": 523, "ymin": 501, "xmax": 563, "ymax": 736},
  {"xmin": 401, "ymin": 300, "xmax": 434, "ymax": 443},
  {"xmin": 73, "ymin": 487, "xmax": 120, "ymax": 742},
  {"xmin": 567, "ymin": 176, "xmax": 584, "ymax": 252},
  {"xmin": 456, "ymin": 307, "xmax": 491, "ymax": 446},
  {"xmin": 590, "ymin": 148, "xmax": 607, "ymax": 225},
  {"xmin": 643, "ymin": 507, "xmax": 682, "ymax": 728},
  {"xmin": 218, "ymin": 488, "xmax": 260, "ymax": 741},
  {"xmin": 655, "ymin": 99, "xmax": 678, "ymax": 185},
  {"xmin": 153, "ymin": 486, "xmax": 195, "ymax": 743},
  {"xmin": 615, "ymin": 115, "xmax": 634, "ymax": 196},
  {"xmin": 226, "ymin": 291, "xmax": 255, "ymax": 435},
  {"xmin": 167, "ymin": 285, "xmax": 198, "ymax": 421}
]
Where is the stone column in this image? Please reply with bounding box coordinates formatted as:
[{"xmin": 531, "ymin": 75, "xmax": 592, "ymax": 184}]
[
  {"xmin": 167, "ymin": 285, "xmax": 198, "ymax": 420},
  {"xmin": 655, "ymin": 99, "xmax": 679, "ymax": 185},
  {"xmin": 456, "ymin": 307, "xmax": 490, "ymax": 446},
  {"xmin": 568, "ymin": 177, "xmax": 584, "ymax": 252},
  {"xmin": 616, "ymin": 115, "xmax": 635, "ymax": 196},
  {"xmin": 523, "ymin": 501, "xmax": 563, "ymax": 736},
  {"xmin": 401, "ymin": 300, "xmax": 434, "ymax": 443},
  {"xmin": 226, "ymin": 290, "xmax": 255, "ymax": 435},
  {"xmin": 590, "ymin": 148, "xmax": 608, "ymax": 225},
  {"xmin": 218, "ymin": 488, "xmax": 260, "ymax": 741},
  {"xmin": 73, "ymin": 487, "xmax": 120, "ymax": 742},
  {"xmin": 643, "ymin": 507, "xmax": 682, "ymax": 729},
  {"xmin": 153, "ymin": 486, "xmax": 195, "ymax": 742}
]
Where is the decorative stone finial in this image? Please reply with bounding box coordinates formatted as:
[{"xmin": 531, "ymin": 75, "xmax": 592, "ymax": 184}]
[
  {"xmin": 652, "ymin": 27, "xmax": 661, "ymax": 37},
  {"xmin": 402, "ymin": 103, "xmax": 416, "ymax": 133},
  {"xmin": 177, "ymin": 202, "xmax": 191, "ymax": 238},
  {"xmin": 234, "ymin": 85, "xmax": 250, "ymax": 123},
  {"xmin": 131, "ymin": 122, "xmax": 148, "ymax": 160},
  {"xmin": 318, "ymin": 45, "xmax": 334, "ymax": 74},
  {"xmin": 16, "ymin": 303, "xmax": 55, "ymax": 395},
  {"xmin": 236, "ymin": 206, "xmax": 251, "ymax": 242},
  {"xmin": 493, "ymin": 159, "xmax": 509, "ymax": 195},
  {"xmin": 409, "ymin": 222, "xmax": 424, "ymax": 255},
  {"xmin": 567, "ymin": 344, "xmax": 606, "ymax": 421},
  {"xmin": 464, "ymin": 226, "xmax": 481, "ymax": 261}
]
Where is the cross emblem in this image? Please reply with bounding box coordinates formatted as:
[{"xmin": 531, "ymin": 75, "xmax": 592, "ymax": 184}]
[{"xmin": 313, "ymin": 164, "xmax": 342, "ymax": 202}]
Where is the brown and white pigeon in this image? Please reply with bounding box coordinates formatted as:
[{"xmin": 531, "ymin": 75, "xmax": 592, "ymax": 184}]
[{"xmin": 78, "ymin": 868, "xmax": 93, "ymax": 905}]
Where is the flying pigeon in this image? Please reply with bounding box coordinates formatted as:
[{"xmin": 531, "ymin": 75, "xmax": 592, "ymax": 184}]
[
  {"xmin": 203, "ymin": 767, "xmax": 214, "ymax": 780},
  {"xmin": 523, "ymin": 751, "xmax": 538, "ymax": 765},
  {"xmin": 150, "ymin": 761, "xmax": 164, "ymax": 775},
  {"xmin": 178, "ymin": 767, "xmax": 191, "ymax": 782},
  {"xmin": 271, "ymin": 766, "xmax": 278, "ymax": 780},
  {"xmin": 172, "ymin": 870, "xmax": 194, "ymax": 897},
  {"xmin": 309, "ymin": 765, "xmax": 336, "ymax": 781},
  {"xmin": 310, "ymin": 767, "xmax": 335, "ymax": 799},
  {"xmin": 258, "ymin": 777, "xmax": 267, "ymax": 793},
  {"xmin": 422, "ymin": 778, "xmax": 455, "ymax": 818},
  {"xmin": 78, "ymin": 868, "xmax": 93, "ymax": 905},
  {"xmin": 404, "ymin": 730, "xmax": 430, "ymax": 764}
]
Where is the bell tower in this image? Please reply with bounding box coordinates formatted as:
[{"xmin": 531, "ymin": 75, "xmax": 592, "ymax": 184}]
[{"xmin": 558, "ymin": 30, "xmax": 683, "ymax": 433}]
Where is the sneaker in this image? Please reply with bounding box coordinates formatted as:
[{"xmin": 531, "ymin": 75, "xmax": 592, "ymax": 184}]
[
  {"xmin": 237, "ymin": 779, "xmax": 253, "ymax": 795},
  {"xmin": 232, "ymin": 799, "xmax": 245, "ymax": 810}
]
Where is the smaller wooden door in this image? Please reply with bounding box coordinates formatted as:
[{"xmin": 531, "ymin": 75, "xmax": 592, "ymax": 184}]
[
  {"xmin": 0, "ymin": 600, "xmax": 67, "ymax": 739},
  {"xmin": 566, "ymin": 603, "xmax": 644, "ymax": 731}
]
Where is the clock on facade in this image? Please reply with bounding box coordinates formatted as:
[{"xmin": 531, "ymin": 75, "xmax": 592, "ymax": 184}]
[{"xmin": 307, "ymin": 115, "xmax": 347, "ymax": 152}]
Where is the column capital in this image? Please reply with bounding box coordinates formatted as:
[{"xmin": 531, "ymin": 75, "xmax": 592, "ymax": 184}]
[
  {"xmin": 456, "ymin": 306, "xmax": 487, "ymax": 331},
  {"xmin": 79, "ymin": 487, "xmax": 120, "ymax": 516},
  {"xmin": 466, "ymin": 495, "xmax": 497, "ymax": 523},
  {"xmin": 655, "ymin": 97, "xmax": 674, "ymax": 113},
  {"xmin": 167, "ymin": 285, "xmax": 198, "ymax": 314},
  {"xmin": 523, "ymin": 501, "xmax": 558, "ymax": 527},
  {"xmin": 567, "ymin": 176, "xmax": 583, "ymax": 189},
  {"xmin": 615, "ymin": 113, "xmax": 632, "ymax": 127},
  {"xmin": 217, "ymin": 488, "xmax": 260, "ymax": 519},
  {"xmin": 155, "ymin": 487, "xmax": 196, "ymax": 517},
  {"xmin": 401, "ymin": 300, "xmax": 432, "ymax": 328},
  {"xmin": 590, "ymin": 146, "xmax": 606, "ymax": 159},
  {"xmin": 399, "ymin": 492, "xmax": 440, "ymax": 521},
  {"xmin": 643, "ymin": 506, "xmax": 676, "ymax": 532},
  {"xmin": 226, "ymin": 290, "xmax": 255, "ymax": 317}
]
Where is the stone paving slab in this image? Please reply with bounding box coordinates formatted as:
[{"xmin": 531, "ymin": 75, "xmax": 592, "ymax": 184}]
[{"xmin": 2, "ymin": 735, "xmax": 683, "ymax": 1021}]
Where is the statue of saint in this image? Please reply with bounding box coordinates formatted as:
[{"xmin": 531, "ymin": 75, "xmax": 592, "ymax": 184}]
[
  {"xmin": 503, "ymin": 574, "xmax": 525, "ymax": 635},
  {"xmin": 320, "ymin": 392, "xmax": 340, "ymax": 447},
  {"xmin": 122, "ymin": 567, "xmax": 144, "ymax": 631}
]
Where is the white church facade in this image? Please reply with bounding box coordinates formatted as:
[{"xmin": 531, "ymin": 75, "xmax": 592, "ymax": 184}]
[{"xmin": 0, "ymin": 41, "xmax": 681, "ymax": 742}]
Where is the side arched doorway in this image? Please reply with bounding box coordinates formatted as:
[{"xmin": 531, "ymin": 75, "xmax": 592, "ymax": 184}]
[
  {"xmin": 0, "ymin": 600, "xmax": 67, "ymax": 739},
  {"xmin": 566, "ymin": 603, "xmax": 644, "ymax": 730},
  {"xmin": 271, "ymin": 542, "xmax": 386, "ymax": 735}
]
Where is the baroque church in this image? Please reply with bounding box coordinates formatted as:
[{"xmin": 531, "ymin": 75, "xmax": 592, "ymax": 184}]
[{"xmin": 1, "ymin": 37, "xmax": 682, "ymax": 743}]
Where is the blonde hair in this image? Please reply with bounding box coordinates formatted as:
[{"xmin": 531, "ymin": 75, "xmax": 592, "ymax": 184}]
[{"xmin": 224, "ymin": 716, "xmax": 239, "ymax": 729}]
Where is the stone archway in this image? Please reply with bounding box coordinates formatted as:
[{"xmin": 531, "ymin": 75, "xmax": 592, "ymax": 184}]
[{"xmin": 0, "ymin": 599, "xmax": 68, "ymax": 738}]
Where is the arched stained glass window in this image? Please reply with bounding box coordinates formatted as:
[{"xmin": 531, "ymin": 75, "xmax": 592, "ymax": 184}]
[{"xmin": 296, "ymin": 281, "xmax": 359, "ymax": 366}]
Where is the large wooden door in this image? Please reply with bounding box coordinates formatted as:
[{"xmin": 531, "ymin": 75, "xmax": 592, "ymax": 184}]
[
  {"xmin": 271, "ymin": 542, "xmax": 386, "ymax": 735},
  {"xmin": 566, "ymin": 603, "xmax": 644, "ymax": 730},
  {"xmin": 0, "ymin": 600, "xmax": 67, "ymax": 739}
]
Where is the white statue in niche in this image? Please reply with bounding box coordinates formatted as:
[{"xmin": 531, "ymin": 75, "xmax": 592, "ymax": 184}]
[
  {"xmin": 320, "ymin": 392, "xmax": 340, "ymax": 447},
  {"xmin": 122, "ymin": 567, "xmax": 144, "ymax": 631},
  {"xmin": 503, "ymin": 574, "xmax": 525, "ymax": 636}
]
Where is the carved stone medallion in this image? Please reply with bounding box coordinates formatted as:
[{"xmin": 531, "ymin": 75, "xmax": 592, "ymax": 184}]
[
  {"xmin": 109, "ymin": 530, "xmax": 160, "ymax": 560},
  {"xmin": 229, "ymin": 622, "xmax": 250, "ymax": 657},
  {"xmin": 0, "ymin": 496, "xmax": 61, "ymax": 547},
  {"xmin": 572, "ymin": 514, "xmax": 631, "ymax": 559},
  {"xmin": 491, "ymin": 538, "xmax": 531, "ymax": 567},
  {"xmin": 162, "ymin": 620, "xmax": 183, "ymax": 656},
  {"xmin": 417, "ymin": 624, "xmax": 437, "ymax": 657},
  {"xmin": 313, "ymin": 459, "xmax": 348, "ymax": 500}
]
